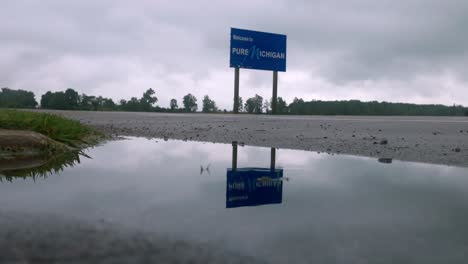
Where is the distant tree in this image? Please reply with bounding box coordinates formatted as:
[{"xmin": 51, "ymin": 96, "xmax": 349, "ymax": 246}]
[
  {"xmin": 183, "ymin": 93, "xmax": 198, "ymax": 112},
  {"xmin": 91, "ymin": 96, "xmax": 101, "ymax": 110},
  {"xmin": 119, "ymin": 99, "xmax": 127, "ymax": 109},
  {"xmin": 0, "ymin": 88, "xmax": 37, "ymax": 108},
  {"xmin": 202, "ymin": 95, "xmax": 217, "ymax": 113},
  {"xmin": 140, "ymin": 88, "xmax": 158, "ymax": 111},
  {"xmin": 286, "ymin": 99, "xmax": 468, "ymax": 116},
  {"xmin": 42, "ymin": 89, "xmax": 107, "ymax": 111},
  {"xmin": 116, "ymin": 88, "xmax": 158, "ymax": 112},
  {"xmin": 64, "ymin": 88, "xmax": 79, "ymax": 109},
  {"xmin": 35, "ymin": 87, "xmax": 468, "ymax": 116},
  {"xmin": 244, "ymin": 99, "xmax": 254, "ymax": 113},
  {"xmin": 100, "ymin": 97, "xmax": 115, "ymax": 110},
  {"xmin": 245, "ymin": 94, "xmax": 263, "ymax": 114},
  {"xmin": 237, "ymin": 97, "xmax": 243, "ymax": 112},
  {"xmin": 277, "ymin": 97, "xmax": 288, "ymax": 114},
  {"xmin": 170, "ymin": 99, "xmax": 178, "ymax": 110},
  {"xmin": 263, "ymin": 99, "xmax": 270, "ymax": 114},
  {"xmin": 79, "ymin": 94, "xmax": 96, "ymax": 110},
  {"xmin": 124, "ymin": 97, "xmax": 141, "ymax": 111},
  {"xmin": 41, "ymin": 91, "xmax": 68, "ymax": 110},
  {"xmin": 288, "ymin": 97, "xmax": 305, "ymax": 114},
  {"xmin": 40, "ymin": 92, "xmax": 51, "ymax": 108}
]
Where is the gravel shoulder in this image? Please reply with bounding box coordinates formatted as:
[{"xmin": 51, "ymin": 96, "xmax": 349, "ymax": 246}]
[{"xmin": 40, "ymin": 110, "xmax": 468, "ymax": 167}]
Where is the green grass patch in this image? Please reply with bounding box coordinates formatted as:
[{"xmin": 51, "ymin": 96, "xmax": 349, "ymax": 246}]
[{"xmin": 0, "ymin": 110, "xmax": 103, "ymax": 147}]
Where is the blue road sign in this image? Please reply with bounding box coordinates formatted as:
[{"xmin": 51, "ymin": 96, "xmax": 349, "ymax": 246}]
[
  {"xmin": 226, "ymin": 168, "xmax": 283, "ymax": 208},
  {"xmin": 230, "ymin": 28, "xmax": 287, "ymax": 72}
]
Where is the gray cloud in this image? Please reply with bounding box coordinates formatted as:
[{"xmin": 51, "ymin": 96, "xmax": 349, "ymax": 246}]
[{"xmin": 1, "ymin": 0, "xmax": 467, "ymax": 109}]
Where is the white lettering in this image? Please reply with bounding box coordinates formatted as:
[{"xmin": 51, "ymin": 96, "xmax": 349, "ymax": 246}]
[
  {"xmin": 232, "ymin": 48, "xmax": 250, "ymax": 56},
  {"xmin": 228, "ymin": 181, "xmax": 245, "ymax": 190},
  {"xmin": 258, "ymin": 51, "xmax": 285, "ymax": 60},
  {"xmin": 233, "ymin": 45, "xmax": 286, "ymax": 60},
  {"xmin": 233, "ymin": 35, "xmax": 253, "ymax": 42},
  {"xmin": 256, "ymin": 181, "xmax": 282, "ymax": 188},
  {"xmin": 228, "ymin": 195, "xmax": 249, "ymax": 202}
]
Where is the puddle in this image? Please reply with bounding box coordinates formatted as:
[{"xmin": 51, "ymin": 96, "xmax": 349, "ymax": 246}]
[{"xmin": 1, "ymin": 137, "xmax": 468, "ymax": 263}]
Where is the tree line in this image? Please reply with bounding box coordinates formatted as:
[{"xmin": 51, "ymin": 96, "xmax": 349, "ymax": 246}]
[
  {"xmin": 287, "ymin": 98, "xmax": 468, "ymax": 116},
  {"xmin": 2, "ymin": 87, "xmax": 220, "ymax": 113},
  {"xmin": 0, "ymin": 88, "xmax": 37, "ymax": 109},
  {"xmin": 1, "ymin": 87, "xmax": 467, "ymax": 116}
]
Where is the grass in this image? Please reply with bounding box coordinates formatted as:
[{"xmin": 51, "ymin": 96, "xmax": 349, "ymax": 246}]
[{"xmin": 0, "ymin": 109, "xmax": 103, "ymax": 147}]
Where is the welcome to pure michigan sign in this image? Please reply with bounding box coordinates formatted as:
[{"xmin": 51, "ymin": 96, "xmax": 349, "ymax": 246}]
[{"xmin": 230, "ymin": 28, "xmax": 287, "ymax": 72}]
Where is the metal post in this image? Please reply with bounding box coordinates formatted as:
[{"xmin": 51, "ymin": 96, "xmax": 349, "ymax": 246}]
[
  {"xmin": 233, "ymin": 68, "xmax": 240, "ymax": 114},
  {"xmin": 232, "ymin": 141, "xmax": 238, "ymax": 170},
  {"xmin": 272, "ymin": 71, "xmax": 278, "ymax": 114},
  {"xmin": 270, "ymin": 148, "xmax": 276, "ymax": 170}
]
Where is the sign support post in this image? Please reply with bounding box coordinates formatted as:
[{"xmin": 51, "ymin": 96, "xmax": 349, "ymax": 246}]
[
  {"xmin": 234, "ymin": 68, "xmax": 240, "ymax": 114},
  {"xmin": 270, "ymin": 148, "xmax": 276, "ymax": 170},
  {"xmin": 232, "ymin": 141, "xmax": 238, "ymax": 170},
  {"xmin": 272, "ymin": 71, "xmax": 278, "ymax": 114}
]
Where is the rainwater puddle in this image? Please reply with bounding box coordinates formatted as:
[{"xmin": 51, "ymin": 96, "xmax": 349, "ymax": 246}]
[{"xmin": 1, "ymin": 137, "xmax": 468, "ymax": 263}]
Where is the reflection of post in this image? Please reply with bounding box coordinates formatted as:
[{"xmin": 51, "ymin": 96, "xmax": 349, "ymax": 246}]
[
  {"xmin": 232, "ymin": 141, "xmax": 238, "ymax": 171},
  {"xmin": 270, "ymin": 148, "xmax": 276, "ymax": 170},
  {"xmin": 271, "ymin": 71, "xmax": 278, "ymax": 114},
  {"xmin": 233, "ymin": 68, "xmax": 240, "ymax": 114}
]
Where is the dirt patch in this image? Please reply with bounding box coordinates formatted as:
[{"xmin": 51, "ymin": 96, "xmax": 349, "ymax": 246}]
[
  {"xmin": 0, "ymin": 129, "xmax": 79, "ymax": 178},
  {"xmin": 0, "ymin": 129, "xmax": 71, "ymax": 158}
]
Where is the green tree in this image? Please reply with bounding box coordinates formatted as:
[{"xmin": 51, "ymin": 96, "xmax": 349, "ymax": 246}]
[
  {"xmin": 263, "ymin": 99, "xmax": 270, "ymax": 114},
  {"xmin": 140, "ymin": 88, "xmax": 158, "ymax": 111},
  {"xmin": 123, "ymin": 97, "xmax": 141, "ymax": 111},
  {"xmin": 41, "ymin": 91, "xmax": 68, "ymax": 110},
  {"xmin": 0, "ymin": 88, "xmax": 37, "ymax": 108},
  {"xmin": 244, "ymin": 98, "xmax": 254, "ymax": 113},
  {"xmin": 245, "ymin": 94, "xmax": 263, "ymax": 114},
  {"xmin": 183, "ymin": 93, "xmax": 198, "ymax": 112},
  {"xmin": 286, "ymin": 99, "xmax": 468, "ymax": 116},
  {"xmin": 65, "ymin": 88, "xmax": 79, "ymax": 109},
  {"xmin": 237, "ymin": 97, "xmax": 243, "ymax": 112},
  {"xmin": 117, "ymin": 88, "xmax": 157, "ymax": 112},
  {"xmin": 289, "ymin": 97, "xmax": 305, "ymax": 114},
  {"xmin": 277, "ymin": 97, "xmax": 288, "ymax": 114},
  {"xmin": 170, "ymin": 99, "xmax": 178, "ymax": 110},
  {"xmin": 202, "ymin": 95, "xmax": 217, "ymax": 113},
  {"xmin": 119, "ymin": 99, "xmax": 127, "ymax": 109},
  {"xmin": 79, "ymin": 94, "xmax": 96, "ymax": 110},
  {"xmin": 101, "ymin": 97, "xmax": 116, "ymax": 110}
]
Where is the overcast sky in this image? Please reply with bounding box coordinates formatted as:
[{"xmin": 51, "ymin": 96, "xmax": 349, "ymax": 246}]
[{"xmin": 2, "ymin": 0, "xmax": 468, "ymax": 109}]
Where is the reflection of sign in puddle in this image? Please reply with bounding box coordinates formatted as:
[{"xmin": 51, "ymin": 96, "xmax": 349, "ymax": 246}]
[
  {"xmin": 378, "ymin": 158, "xmax": 393, "ymax": 164},
  {"xmin": 226, "ymin": 168, "xmax": 284, "ymax": 208}
]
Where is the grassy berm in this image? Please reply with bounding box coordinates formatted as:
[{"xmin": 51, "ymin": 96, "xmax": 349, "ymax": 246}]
[
  {"xmin": 0, "ymin": 110, "xmax": 103, "ymax": 178},
  {"xmin": 0, "ymin": 109, "xmax": 102, "ymax": 147}
]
